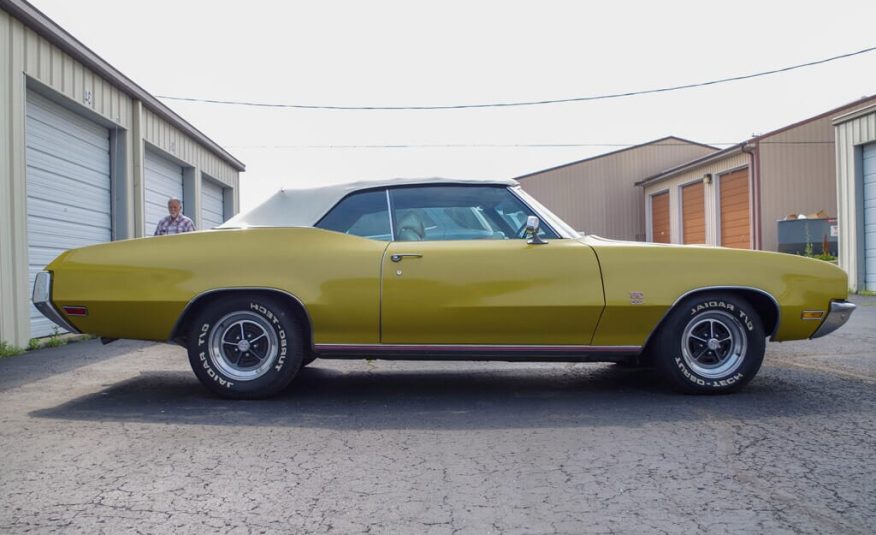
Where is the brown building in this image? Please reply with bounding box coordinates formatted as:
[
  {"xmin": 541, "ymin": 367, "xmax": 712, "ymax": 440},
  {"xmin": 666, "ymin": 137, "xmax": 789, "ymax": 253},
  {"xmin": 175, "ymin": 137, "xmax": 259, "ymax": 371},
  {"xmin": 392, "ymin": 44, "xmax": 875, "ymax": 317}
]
[
  {"xmin": 516, "ymin": 137, "xmax": 718, "ymax": 240},
  {"xmin": 638, "ymin": 95, "xmax": 876, "ymax": 251}
]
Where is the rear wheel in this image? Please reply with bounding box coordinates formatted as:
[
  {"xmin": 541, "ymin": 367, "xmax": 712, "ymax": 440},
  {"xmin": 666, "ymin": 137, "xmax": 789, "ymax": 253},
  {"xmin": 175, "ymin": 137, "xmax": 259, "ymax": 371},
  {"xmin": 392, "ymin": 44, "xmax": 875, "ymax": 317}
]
[
  {"xmin": 187, "ymin": 295, "xmax": 304, "ymax": 399},
  {"xmin": 653, "ymin": 293, "xmax": 765, "ymax": 394}
]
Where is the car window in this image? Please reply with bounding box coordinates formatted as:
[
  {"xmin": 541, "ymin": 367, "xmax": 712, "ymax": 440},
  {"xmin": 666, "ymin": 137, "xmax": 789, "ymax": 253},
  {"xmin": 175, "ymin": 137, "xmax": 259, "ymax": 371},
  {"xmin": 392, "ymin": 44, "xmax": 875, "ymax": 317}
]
[
  {"xmin": 389, "ymin": 186, "xmax": 558, "ymax": 241},
  {"xmin": 315, "ymin": 189, "xmax": 391, "ymax": 240}
]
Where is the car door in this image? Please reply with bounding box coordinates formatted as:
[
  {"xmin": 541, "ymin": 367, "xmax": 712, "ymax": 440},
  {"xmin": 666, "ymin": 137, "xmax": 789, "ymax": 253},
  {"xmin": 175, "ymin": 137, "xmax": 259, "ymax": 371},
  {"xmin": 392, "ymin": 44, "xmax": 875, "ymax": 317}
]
[{"xmin": 381, "ymin": 185, "xmax": 604, "ymax": 346}]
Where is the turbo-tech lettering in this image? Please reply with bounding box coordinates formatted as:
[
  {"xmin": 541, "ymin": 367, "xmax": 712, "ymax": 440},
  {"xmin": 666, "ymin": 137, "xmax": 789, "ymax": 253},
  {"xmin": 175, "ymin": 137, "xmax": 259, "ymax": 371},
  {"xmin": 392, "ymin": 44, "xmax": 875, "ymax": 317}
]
[
  {"xmin": 275, "ymin": 328, "xmax": 287, "ymax": 371},
  {"xmin": 709, "ymin": 373, "xmax": 744, "ymax": 387},
  {"xmin": 251, "ymin": 302, "xmax": 281, "ymax": 325},
  {"xmin": 675, "ymin": 357, "xmax": 706, "ymax": 385}
]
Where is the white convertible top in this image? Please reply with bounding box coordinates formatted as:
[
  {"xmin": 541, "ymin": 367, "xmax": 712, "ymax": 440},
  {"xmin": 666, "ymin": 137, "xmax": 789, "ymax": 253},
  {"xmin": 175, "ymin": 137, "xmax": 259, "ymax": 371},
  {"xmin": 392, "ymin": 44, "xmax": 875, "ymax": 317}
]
[{"xmin": 220, "ymin": 177, "xmax": 520, "ymax": 228}]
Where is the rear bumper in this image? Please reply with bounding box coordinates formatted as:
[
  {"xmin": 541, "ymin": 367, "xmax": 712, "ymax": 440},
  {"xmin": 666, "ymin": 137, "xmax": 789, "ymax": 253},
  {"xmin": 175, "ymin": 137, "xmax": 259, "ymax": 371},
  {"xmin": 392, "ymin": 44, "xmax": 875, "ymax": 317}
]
[
  {"xmin": 32, "ymin": 271, "xmax": 80, "ymax": 334},
  {"xmin": 810, "ymin": 300, "xmax": 856, "ymax": 339}
]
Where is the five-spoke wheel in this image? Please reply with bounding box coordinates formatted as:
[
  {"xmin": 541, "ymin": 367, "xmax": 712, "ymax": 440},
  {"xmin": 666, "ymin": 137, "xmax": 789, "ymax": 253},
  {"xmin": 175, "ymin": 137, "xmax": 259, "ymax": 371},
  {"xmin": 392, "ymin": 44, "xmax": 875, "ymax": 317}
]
[
  {"xmin": 187, "ymin": 295, "xmax": 304, "ymax": 399},
  {"xmin": 653, "ymin": 293, "xmax": 765, "ymax": 394}
]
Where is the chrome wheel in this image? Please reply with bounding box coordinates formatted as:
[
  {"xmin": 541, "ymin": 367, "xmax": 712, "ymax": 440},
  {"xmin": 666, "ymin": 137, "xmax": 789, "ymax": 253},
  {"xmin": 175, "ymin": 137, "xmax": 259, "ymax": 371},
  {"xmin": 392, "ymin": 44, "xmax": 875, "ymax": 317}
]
[
  {"xmin": 208, "ymin": 311, "xmax": 279, "ymax": 381},
  {"xmin": 681, "ymin": 310, "xmax": 747, "ymax": 379}
]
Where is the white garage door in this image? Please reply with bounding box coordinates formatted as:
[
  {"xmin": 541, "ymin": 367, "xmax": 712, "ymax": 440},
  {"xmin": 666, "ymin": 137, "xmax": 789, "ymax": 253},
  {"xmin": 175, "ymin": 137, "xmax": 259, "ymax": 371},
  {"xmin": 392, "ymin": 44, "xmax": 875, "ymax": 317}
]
[
  {"xmin": 145, "ymin": 151, "xmax": 184, "ymax": 235},
  {"xmin": 201, "ymin": 180, "xmax": 226, "ymax": 229},
  {"xmin": 26, "ymin": 91, "xmax": 112, "ymax": 338},
  {"xmin": 864, "ymin": 142, "xmax": 876, "ymax": 291}
]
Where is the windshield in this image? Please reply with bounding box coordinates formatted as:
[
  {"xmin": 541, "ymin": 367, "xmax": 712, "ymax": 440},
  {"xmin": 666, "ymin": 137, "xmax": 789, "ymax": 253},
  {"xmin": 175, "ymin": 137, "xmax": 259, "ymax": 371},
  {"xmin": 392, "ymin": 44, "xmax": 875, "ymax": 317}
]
[{"xmin": 511, "ymin": 187, "xmax": 580, "ymax": 238}]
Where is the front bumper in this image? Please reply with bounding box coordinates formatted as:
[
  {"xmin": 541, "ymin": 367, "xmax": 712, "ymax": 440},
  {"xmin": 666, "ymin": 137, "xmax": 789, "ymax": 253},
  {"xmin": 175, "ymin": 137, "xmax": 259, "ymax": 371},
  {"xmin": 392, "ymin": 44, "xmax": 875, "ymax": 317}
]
[
  {"xmin": 810, "ymin": 300, "xmax": 856, "ymax": 339},
  {"xmin": 32, "ymin": 271, "xmax": 80, "ymax": 334}
]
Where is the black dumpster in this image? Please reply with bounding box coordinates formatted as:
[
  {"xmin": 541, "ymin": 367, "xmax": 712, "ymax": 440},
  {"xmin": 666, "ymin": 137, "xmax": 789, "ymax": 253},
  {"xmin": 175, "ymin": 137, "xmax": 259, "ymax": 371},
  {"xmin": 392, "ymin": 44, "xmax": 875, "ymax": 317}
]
[{"xmin": 777, "ymin": 217, "xmax": 837, "ymax": 256}]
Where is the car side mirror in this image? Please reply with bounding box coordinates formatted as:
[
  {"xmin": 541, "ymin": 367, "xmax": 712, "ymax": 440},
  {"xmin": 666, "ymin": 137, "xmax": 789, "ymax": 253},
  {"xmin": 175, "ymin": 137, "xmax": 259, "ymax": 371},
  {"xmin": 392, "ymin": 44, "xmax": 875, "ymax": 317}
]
[{"xmin": 525, "ymin": 215, "xmax": 548, "ymax": 245}]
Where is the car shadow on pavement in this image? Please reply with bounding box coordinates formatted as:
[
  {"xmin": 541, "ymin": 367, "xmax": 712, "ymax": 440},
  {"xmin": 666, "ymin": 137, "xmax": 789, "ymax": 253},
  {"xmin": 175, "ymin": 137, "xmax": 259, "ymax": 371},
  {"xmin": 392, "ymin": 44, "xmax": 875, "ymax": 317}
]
[
  {"xmin": 30, "ymin": 362, "xmax": 848, "ymax": 430},
  {"xmin": 0, "ymin": 340, "xmax": 156, "ymax": 392}
]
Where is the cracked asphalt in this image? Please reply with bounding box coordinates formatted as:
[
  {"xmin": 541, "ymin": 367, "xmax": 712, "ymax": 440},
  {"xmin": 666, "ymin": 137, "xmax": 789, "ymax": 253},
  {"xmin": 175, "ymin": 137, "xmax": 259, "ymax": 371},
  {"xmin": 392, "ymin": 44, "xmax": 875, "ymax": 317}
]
[{"xmin": 1, "ymin": 296, "xmax": 874, "ymax": 534}]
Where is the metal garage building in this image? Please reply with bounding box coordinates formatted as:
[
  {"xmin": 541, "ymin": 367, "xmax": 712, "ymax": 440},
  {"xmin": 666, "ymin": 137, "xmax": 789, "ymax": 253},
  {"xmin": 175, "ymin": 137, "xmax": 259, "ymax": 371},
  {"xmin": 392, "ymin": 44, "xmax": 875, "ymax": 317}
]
[
  {"xmin": 1, "ymin": 0, "xmax": 245, "ymax": 347},
  {"xmin": 516, "ymin": 137, "xmax": 717, "ymax": 241},
  {"xmin": 834, "ymin": 102, "xmax": 876, "ymax": 292},
  {"xmin": 638, "ymin": 96, "xmax": 876, "ymax": 250}
]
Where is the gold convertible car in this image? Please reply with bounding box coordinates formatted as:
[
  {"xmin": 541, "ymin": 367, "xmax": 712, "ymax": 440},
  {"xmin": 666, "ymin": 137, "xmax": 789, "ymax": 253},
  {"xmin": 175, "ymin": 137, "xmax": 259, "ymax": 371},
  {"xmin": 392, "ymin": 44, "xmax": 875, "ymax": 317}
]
[{"xmin": 33, "ymin": 178, "xmax": 855, "ymax": 398}]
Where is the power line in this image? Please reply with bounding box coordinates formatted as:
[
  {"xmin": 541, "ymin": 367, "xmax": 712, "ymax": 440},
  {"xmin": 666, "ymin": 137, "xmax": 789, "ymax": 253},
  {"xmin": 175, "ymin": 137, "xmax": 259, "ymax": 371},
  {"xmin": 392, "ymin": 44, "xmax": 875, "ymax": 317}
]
[
  {"xmin": 158, "ymin": 46, "xmax": 876, "ymax": 111},
  {"xmin": 226, "ymin": 141, "xmax": 833, "ymax": 150}
]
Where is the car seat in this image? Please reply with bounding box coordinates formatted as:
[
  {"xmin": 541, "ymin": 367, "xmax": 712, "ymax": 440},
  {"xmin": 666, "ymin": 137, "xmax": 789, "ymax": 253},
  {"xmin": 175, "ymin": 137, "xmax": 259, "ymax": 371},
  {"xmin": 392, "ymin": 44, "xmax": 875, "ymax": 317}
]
[{"xmin": 397, "ymin": 210, "xmax": 425, "ymax": 241}]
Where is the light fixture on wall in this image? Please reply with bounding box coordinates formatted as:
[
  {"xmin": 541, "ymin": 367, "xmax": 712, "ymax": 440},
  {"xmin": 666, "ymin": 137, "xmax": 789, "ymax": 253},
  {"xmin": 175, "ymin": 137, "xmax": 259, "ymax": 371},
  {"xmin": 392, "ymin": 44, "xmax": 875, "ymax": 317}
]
[{"xmin": 702, "ymin": 173, "xmax": 713, "ymax": 185}]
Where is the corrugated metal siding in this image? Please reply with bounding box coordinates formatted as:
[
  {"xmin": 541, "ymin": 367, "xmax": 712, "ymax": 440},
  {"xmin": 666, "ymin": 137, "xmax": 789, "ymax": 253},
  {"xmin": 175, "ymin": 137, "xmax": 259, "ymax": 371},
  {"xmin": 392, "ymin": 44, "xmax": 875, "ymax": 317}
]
[
  {"xmin": 1, "ymin": 6, "xmax": 244, "ymax": 346},
  {"xmin": 1, "ymin": 12, "xmax": 27, "ymax": 346},
  {"xmin": 835, "ymin": 109, "xmax": 876, "ymax": 291},
  {"xmin": 643, "ymin": 153, "xmax": 749, "ymax": 245},
  {"xmin": 22, "ymin": 23, "xmax": 131, "ymax": 129},
  {"xmin": 142, "ymin": 108, "xmax": 239, "ymax": 189},
  {"xmin": 518, "ymin": 139, "xmax": 715, "ymax": 240},
  {"xmin": 758, "ymin": 117, "xmax": 839, "ymax": 251}
]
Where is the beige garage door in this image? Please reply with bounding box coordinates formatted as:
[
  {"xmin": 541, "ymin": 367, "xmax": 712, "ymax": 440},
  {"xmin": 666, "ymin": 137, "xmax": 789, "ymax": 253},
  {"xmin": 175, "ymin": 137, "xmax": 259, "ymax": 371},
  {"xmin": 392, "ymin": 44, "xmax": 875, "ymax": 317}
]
[
  {"xmin": 720, "ymin": 169, "xmax": 750, "ymax": 249},
  {"xmin": 682, "ymin": 181, "xmax": 705, "ymax": 244},
  {"xmin": 651, "ymin": 191, "xmax": 670, "ymax": 243}
]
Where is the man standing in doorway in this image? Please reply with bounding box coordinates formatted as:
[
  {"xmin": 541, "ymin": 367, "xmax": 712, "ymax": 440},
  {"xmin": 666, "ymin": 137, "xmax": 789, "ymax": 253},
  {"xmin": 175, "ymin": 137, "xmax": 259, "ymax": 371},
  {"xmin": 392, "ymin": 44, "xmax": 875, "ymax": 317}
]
[{"xmin": 154, "ymin": 197, "xmax": 196, "ymax": 235}]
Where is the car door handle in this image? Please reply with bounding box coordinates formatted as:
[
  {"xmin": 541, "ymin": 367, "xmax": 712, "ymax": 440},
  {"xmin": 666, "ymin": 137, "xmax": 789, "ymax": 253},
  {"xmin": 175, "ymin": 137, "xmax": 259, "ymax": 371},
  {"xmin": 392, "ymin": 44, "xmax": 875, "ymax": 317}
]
[{"xmin": 390, "ymin": 253, "xmax": 423, "ymax": 262}]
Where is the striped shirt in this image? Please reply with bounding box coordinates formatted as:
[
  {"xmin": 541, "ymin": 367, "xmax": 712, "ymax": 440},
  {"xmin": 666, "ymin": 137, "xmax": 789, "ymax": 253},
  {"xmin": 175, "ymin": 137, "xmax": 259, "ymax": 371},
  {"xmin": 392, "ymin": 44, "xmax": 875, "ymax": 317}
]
[{"xmin": 154, "ymin": 214, "xmax": 196, "ymax": 236}]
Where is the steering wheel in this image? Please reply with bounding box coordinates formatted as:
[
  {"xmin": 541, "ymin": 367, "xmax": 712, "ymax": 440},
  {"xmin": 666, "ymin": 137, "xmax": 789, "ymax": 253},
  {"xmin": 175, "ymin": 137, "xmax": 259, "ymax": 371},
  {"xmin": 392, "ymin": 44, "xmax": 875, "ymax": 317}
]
[{"xmin": 514, "ymin": 222, "xmax": 530, "ymax": 239}]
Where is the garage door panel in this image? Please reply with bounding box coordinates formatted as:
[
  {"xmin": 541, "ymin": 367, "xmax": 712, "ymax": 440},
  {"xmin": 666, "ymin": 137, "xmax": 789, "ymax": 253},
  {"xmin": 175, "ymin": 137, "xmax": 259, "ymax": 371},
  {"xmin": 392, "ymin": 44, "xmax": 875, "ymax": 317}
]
[
  {"xmin": 721, "ymin": 202, "xmax": 750, "ymax": 212},
  {"xmin": 720, "ymin": 169, "xmax": 750, "ymax": 249},
  {"xmin": 650, "ymin": 192, "xmax": 670, "ymax": 243},
  {"xmin": 145, "ymin": 151, "xmax": 184, "ymax": 235},
  {"xmin": 201, "ymin": 180, "xmax": 225, "ymax": 229},
  {"xmin": 27, "ymin": 195, "xmax": 111, "ymax": 230},
  {"xmin": 26, "ymin": 91, "xmax": 112, "ymax": 338},
  {"xmin": 865, "ymin": 143, "xmax": 876, "ymax": 290},
  {"xmin": 27, "ymin": 93, "xmax": 111, "ymax": 149},
  {"xmin": 26, "ymin": 115, "xmax": 109, "ymax": 152},
  {"xmin": 26, "ymin": 131, "xmax": 111, "ymax": 174},
  {"xmin": 26, "ymin": 155, "xmax": 111, "ymax": 194},
  {"xmin": 26, "ymin": 216, "xmax": 112, "ymax": 247},
  {"xmin": 682, "ymin": 182, "xmax": 705, "ymax": 244},
  {"xmin": 27, "ymin": 170, "xmax": 110, "ymax": 212}
]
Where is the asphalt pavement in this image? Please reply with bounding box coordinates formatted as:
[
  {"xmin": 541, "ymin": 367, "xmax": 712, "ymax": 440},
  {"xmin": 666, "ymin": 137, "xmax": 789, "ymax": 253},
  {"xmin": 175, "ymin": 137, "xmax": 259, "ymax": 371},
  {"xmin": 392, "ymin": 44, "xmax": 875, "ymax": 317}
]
[{"xmin": 0, "ymin": 296, "xmax": 874, "ymax": 534}]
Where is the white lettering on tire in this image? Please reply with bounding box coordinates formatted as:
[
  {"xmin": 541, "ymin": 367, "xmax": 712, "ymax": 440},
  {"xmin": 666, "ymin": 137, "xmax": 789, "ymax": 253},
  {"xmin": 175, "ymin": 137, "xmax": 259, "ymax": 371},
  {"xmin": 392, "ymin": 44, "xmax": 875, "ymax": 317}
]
[{"xmin": 675, "ymin": 356, "xmax": 744, "ymax": 388}]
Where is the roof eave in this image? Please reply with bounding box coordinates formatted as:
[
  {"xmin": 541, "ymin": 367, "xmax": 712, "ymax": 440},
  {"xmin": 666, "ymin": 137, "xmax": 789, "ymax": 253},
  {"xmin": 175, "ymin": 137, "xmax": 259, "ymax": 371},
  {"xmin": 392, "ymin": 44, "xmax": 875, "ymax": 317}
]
[
  {"xmin": 635, "ymin": 143, "xmax": 746, "ymax": 187},
  {"xmin": 514, "ymin": 136, "xmax": 718, "ymax": 181},
  {"xmin": 832, "ymin": 102, "xmax": 876, "ymax": 125},
  {"xmin": 0, "ymin": 0, "xmax": 245, "ymax": 172}
]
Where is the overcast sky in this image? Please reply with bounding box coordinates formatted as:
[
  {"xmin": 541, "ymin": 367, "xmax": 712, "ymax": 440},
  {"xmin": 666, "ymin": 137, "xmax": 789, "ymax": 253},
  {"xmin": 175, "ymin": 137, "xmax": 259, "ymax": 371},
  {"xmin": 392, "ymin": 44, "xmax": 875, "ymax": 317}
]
[{"xmin": 28, "ymin": 0, "xmax": 876, "ymax": 211}]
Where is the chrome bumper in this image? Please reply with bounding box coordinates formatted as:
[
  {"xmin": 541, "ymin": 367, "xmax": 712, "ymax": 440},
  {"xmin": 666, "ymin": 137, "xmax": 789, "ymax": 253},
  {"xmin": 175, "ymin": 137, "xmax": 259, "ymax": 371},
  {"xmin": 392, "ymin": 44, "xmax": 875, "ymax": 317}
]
[
  {"xmin": 32, "ymin": 271, "xmax": 79, "ymax": 334},
  {"xmin": 810, "ymin": 300, "xmax": 856, "ymax": 339}
]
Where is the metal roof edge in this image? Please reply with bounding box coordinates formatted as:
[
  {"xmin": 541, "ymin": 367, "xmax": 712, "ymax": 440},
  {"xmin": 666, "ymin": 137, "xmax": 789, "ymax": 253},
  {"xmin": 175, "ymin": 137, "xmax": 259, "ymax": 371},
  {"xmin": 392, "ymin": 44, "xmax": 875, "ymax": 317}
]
[
  {"xmin": 0, "ymin": 0, "xmax": 246, "ymax": 171},
  {"xmin": 754, "ymin": 94, "xmax": 876, "ymax": 142},
  {"xmin": 832, "ymin": 101, "xmax": 876, "ymax": 126},
  {"xmin": 635, "ymin": 143, "xmax": 746, "ymax": 187},
  {"xmin": 514, "ymin": 136, "xmax": 719, "ymax": 181}
]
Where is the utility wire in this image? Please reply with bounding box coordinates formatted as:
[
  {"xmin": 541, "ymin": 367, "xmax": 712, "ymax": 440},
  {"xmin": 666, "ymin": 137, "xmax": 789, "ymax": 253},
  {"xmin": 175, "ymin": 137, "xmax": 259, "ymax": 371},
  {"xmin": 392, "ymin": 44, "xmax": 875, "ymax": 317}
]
[
  {"xmin": 226, "ymin": 141, "xmax": 834, "ymax": 150},
  {"xmin": 157, "ymin": 46, "xmax": 876, "ymax": 111}
]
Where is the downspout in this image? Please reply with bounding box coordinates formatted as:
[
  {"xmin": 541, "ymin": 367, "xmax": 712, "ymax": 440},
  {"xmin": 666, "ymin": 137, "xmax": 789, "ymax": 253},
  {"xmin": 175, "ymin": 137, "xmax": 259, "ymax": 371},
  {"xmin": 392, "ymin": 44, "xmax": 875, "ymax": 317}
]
[{"xmin": 741, "ymin": 141, "xmax": 761, "ymax": 249}]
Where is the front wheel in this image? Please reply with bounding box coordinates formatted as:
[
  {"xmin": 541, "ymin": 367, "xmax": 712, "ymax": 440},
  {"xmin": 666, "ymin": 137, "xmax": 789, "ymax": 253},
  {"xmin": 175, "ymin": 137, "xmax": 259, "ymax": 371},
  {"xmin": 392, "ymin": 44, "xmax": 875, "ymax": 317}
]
[
  {"xmin": 653, "ymin": 293, "xmax": 765, "ymax": 394},
  {"xmin": 187, "ymin": 295, "xmax": 304, "ymax": 399}
]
